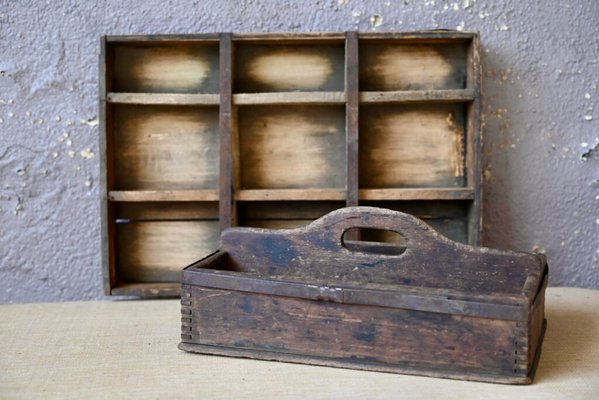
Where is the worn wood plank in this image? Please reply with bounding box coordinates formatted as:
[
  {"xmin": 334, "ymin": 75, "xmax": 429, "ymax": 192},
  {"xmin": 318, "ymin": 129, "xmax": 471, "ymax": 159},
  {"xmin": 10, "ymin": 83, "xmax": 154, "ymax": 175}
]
[
  {"xmin": 116, "ymin": 221, "xmax": 219, "ymax": 283},
  {"xmin": 219, "ymin": 33, "xmax": 234, "ymax": 230},
  {"xmin": 187, "ymin": 287, "xmax": 518, "ymax": 375},
  {"xmin": 233, "ymin": 32, "xmax": 346, "ymax": 41},
  {"xmin": 528, "ymin": 274, "xmax": 547, "ymax": 370},
  {"xmin": 218, "ymin": 207, "xmax": 543, "ymax": 296},
  {"xmin": 238, "ymin": 106, "xmax": 346, "ymax": 189},
  {"xmin": 235, "ymin": 189, "xmax": 346, "ymax": 201},
  {"xmin": 359, "ymin": 31, "xmax": 477, "ymax": 41},
  {"xmin": 111, "ymin": 282, "xmax": 181, "ymax": 297},
  {"xmin": 113, "ymin": 105, "xmax": 219, "ymax": 190},
  {"xmin": 359, "ymin": 42, "xmax": 468, "ymax": 91},
  {"xmin": 359, "ymin": 188, "xmax": 473, "ymax": 200},
  {"xmin": 238, "ymin": 201, "xmax": 345, "ymax": 221},
  {"xmin": 359, "ymin": 104, "xmax": 466, "ymax": 188},
  {"xmin": 233, "ymin": 92, "xmax": 345, "ymax": 105},
  {"xmin": 107, "ymin": 92, "xmax": 220, "ymax": 105},
  {"xmin": 240, "ymin": 219, "xmax": 314, "ymax": 229},
  {"xmin": 106, "ymin": 34, "xmax": 220, "ymax": 42},
  {"xmin": 346, "ymin": 31, "xmax": 359, "ymax": 209},
  {"xmin": 178, "ymin": 341, "xmax": 530, "ymax": 384},
  {"xmin": 112, "ymin": 43, "xmax": 219, "ymax": 93},
  {"xmin": 99, "ymin": 36, "xmax": 114, "ymax": 295},
  {"xmin": 466, "ymin": 34, "xmax": 482, "ymax": 245},
  {"xmin": 116, "ymin": 201, "xmax": 219, "ymax": 221},
  {"xmin": 360, "ymin": 89, "xmax": 474, "ymax": 103},
  {"xmin": 234, "ymin": 44, "xmax": 345, "ymax": 92},
  {"xmin": 109, "ymin": 190, "xmax": 219, "ymax": 202}
]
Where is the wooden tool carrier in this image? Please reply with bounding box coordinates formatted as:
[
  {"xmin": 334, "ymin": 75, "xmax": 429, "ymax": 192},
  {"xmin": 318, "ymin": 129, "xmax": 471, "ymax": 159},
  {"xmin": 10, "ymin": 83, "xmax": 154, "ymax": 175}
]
[{"xmin": 180, "ymin": 207, "xmax": 548, "ymax": 384}]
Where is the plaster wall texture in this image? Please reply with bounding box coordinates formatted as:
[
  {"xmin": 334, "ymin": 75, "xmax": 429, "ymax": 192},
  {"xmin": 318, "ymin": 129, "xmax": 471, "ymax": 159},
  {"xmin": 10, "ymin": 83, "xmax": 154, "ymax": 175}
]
[{"xmin": 0, "ymin": 0, "xmax": 597, "ymax": 303}]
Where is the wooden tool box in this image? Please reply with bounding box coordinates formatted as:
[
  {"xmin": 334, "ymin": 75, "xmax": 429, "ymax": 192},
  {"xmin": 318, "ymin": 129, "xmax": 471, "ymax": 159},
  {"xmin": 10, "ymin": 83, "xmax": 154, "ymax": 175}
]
[
  {"xmin": 180, "ymin": 207, "xmax": 548, "ymax": 384},
  {"xmin": 99, "ymin": 31, "xmax": 482, "ymax": 297}
]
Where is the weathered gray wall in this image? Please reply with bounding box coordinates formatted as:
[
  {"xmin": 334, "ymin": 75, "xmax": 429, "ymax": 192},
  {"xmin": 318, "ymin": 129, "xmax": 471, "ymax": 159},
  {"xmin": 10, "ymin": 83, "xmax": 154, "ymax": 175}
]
[{"xmin": 0, "ymin": 0, "xmax": 597, "ymax": 303}]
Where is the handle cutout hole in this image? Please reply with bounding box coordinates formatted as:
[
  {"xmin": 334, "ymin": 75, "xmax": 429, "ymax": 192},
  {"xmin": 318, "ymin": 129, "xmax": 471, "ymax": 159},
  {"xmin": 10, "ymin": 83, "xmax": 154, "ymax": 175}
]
[{"xmin": 342, "ymin": 228, "xmax": 406, "ymax": 255}]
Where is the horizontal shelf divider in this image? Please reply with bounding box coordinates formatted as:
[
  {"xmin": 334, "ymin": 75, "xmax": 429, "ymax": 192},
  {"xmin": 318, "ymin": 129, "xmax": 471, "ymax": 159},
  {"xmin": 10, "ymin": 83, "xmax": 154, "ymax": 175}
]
[
  {"xmin": 235, "ymin": 189, "xmax": 347, "ymax": 201},
  {"xmin": 106, "ymin": 92, "xmax": 220, "ymax": 105},
  {"xmin": 359, "ymin": 188, "xmax": 475, "ymax": 201},
  {"xmin": 111, "ymin": 282, "xmax": 181, "ymax": 297},
  {"xmin": 109, "ymin": 190, "xmax": 219, "ymax": 202},
  {"xmin": 233, "ymin": 92, "xmax": 346, "ymax": 105},
  {"xmin": 106, "ymin": 34, "xmax": 220, "ymax": 42},
  {"xmin": 360, "ymin": 89, "xmax": 475, "ymax": 103}
]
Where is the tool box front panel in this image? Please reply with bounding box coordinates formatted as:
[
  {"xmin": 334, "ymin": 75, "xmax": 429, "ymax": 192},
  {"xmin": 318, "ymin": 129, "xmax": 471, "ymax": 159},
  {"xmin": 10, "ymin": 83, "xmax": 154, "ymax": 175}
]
[{"xmin": 183, "ymin": 286, "xmax": 520, "ymax": 377}]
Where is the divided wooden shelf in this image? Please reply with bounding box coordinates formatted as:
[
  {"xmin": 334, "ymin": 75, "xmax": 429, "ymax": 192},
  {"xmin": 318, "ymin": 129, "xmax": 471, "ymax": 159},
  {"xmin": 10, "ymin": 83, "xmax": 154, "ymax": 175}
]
[{"xmin": 100, "ymin": 31, "xmax": 482, "ymax": 298}]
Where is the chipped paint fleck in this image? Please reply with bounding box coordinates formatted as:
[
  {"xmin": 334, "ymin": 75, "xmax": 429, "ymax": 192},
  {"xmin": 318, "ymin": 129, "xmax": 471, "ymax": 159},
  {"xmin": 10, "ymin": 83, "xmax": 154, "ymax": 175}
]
[
  {"xmin": 463, "ymin": 0, "xmax": 475, "ymax": 9},
  {"xmin": 370, "ymin": 15, "xmax": 383, "ymax": 28},
  {"xmin": 82, "ymin": 117, "xmax": 98, "ymax": 127},
  {"xmin": 584, "ymin": 115, "xmax": 593, "ymax": 121},
  {"xmin": 80, "ymin": 148, "xmax": 94, "ymax": 159}
]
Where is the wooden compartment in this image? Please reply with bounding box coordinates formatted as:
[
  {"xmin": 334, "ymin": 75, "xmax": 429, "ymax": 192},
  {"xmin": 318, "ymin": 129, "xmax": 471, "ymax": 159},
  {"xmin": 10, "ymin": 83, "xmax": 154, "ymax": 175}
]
[
  {"xmin": 238, "ymin": 201, "xmax": 345, "ymax": 229},
  {"xmin": 234, "ymin": 42, "xmax": 345, "ymax": 93},
  {"xmin": 237, "ymin": 106, "xmax": 346, "ymax": 190},
  {"xmin": 359, "ymin": 104, "xmax": 466, "ymax": 188},
  {"xmin": 359, "ymin": 40, "xmax": 468, "ymax": 91},
  {"xmin": 111, "ymin": 42, "xmax": 219, "ymax": 93},
  {"xmin": 112, "ymin": 105, "xmax": 219, "ymax": 191},
  {"xmin": 100, "ymin": 31, "xmax": 482, "ymax": 298},
  {"xmin": 112, "ymin": 202, "xmax": 219, "ymax": 294}
]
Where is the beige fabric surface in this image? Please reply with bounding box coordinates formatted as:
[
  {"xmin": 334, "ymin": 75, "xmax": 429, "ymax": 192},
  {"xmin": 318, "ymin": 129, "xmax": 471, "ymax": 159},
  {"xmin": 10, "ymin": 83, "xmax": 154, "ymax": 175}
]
[{"xmin": 1, "ymin": 287, "xmax": 598, "ymax": 399}]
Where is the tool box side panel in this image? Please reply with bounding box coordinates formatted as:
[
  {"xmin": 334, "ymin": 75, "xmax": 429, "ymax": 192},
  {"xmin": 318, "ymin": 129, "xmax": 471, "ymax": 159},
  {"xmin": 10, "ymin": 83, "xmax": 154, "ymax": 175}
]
[
  {"xmin": 181, "ymin": 285, "xmax": 522, "ymax": 378},
  {"xmin": 527, "ymin": 274, "xmax": 548, "ymax": 371}
]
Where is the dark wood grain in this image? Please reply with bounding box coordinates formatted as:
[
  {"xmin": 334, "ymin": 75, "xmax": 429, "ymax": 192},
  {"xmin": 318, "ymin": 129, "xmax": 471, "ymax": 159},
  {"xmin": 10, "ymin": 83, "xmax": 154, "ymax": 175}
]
[
  {"xmin": 180, "ymin": 206, "xmax": 547, "ymax": 383},
  {"xmin": 189, "ymin": 286, "xmax": 517, "ymax": 372},
  {"xmin": 217, "ymin": 207, "xmax": 543, "ymax": 296},
  {"xmin": 346, "ymin": 31, "xmax": 359, "ymax": 209},
  {"xmin": 466, "ymin": 34, "xmax": 482, "ymax": 245},
  {"xmin": 102, "ymin": 31, "xmax": 484, "ymax": 298},
  {"xmin": 219, "ymin": 33, "xmax": 234, "ymax": 230},
  {"xmin": 99, "ymin": 35, "xmax": 114, "ymax": 295}
]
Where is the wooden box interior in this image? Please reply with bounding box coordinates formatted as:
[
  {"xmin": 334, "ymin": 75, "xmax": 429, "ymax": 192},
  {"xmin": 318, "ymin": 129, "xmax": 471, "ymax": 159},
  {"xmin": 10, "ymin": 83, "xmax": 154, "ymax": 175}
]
[{"xmin": 100, "ymin": 32, "xmax": 482, "ymax": 297}]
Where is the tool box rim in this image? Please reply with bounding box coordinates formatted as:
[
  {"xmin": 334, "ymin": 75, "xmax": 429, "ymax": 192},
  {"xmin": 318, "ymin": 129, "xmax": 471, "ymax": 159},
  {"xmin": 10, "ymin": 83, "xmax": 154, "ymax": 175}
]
[{"xmin": 182, "ymin": 251, "xmax": 548, "ymax": 321}]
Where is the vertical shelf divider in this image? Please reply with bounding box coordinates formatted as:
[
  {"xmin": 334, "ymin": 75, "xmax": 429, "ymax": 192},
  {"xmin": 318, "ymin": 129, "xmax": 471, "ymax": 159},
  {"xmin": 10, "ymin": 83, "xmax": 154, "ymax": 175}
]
[
  {"xmin": 219, "ymin": 33, "xmax": 234, "ymax": 231},
  {"xmin": 345, "ymin": 31, "xmax": 359, "ymax": 208},
  {"xmin": 345, "ymin": 31, "xmax": 360, "ymax": 241},
  {"xmin": 466, "ymin": 34, "xmax": 482, "ymax": 245}
]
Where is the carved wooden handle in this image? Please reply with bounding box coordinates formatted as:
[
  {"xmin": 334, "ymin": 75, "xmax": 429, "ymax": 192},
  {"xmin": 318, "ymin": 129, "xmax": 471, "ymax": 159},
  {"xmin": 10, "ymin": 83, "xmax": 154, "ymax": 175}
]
[{"xmin": 313, "ymin": 206, "xmax": 445, "ymax": 250}]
